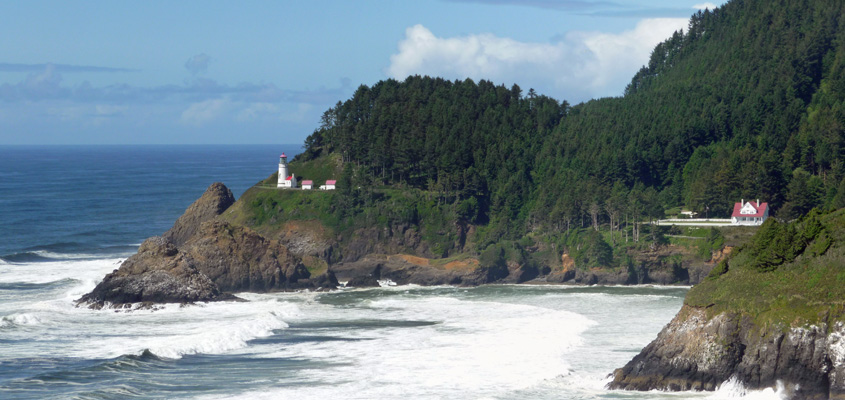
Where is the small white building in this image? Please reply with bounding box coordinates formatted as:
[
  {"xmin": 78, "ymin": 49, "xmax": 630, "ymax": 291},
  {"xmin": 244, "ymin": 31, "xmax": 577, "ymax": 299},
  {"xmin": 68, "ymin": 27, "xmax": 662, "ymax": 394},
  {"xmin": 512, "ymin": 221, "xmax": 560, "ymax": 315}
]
[
  {"xmin": 276, "ymin": 153, "xmax": 298, "ymax": 189},
  {"xmin": 680, "ymin": 210, "xmax": 698, "ymax": 218},
  {"xmin": 301, "ymin": 180, "xmax": 313, "ymax": 190},
  {"xmin": 731, "ymin": 199, "xmax": 769, "ymax": 225},
  {"xmin": 319, "ymin": 180, "xmax": 336, "ymax": 190}
]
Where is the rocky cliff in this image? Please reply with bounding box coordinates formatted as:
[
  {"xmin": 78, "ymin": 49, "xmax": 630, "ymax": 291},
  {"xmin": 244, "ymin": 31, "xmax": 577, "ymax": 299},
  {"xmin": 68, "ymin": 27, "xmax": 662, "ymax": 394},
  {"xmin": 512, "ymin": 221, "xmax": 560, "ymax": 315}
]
[
  {"xmin": 163, "ymin": 182, "xmax": 235, "ymax": 247},
  {"xmin": 609, "ymin": 210, "xmax": 845, "ymax": 398},
  {"xmin": 609, "ymin": 305, "xmax": 845, "ymax": 399},
  {"xmin": 79, "ymin": 180, "xmax": 735, "ymax": 307},
  {"xmin": 78, "ymin": 183, "xmax": 337, "ymax": 308}
]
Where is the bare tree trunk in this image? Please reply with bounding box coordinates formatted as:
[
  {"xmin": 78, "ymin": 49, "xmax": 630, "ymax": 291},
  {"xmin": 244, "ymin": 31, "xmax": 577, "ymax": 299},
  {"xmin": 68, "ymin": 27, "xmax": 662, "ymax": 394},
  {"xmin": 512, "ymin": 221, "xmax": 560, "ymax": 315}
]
[{"xmin": 589, "ymin": 202, "xmax": 600, "ymax": 232}]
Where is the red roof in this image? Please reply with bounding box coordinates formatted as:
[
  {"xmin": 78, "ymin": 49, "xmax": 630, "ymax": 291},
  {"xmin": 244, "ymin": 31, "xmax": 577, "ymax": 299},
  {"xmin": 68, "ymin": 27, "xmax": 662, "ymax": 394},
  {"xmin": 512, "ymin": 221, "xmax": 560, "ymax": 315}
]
[
  {"xmin": 280, "ymin": 153, "xmax": 287, "ymax": 158},
  {"xmin": 302, "ymin": 180, "xmax": 313, "ymax": 184},
  {"xmin": 731, "ymin": 201, "xmax": 768, "ymax": 218},
  {"xmin": 285, "ymin": 176, "xmax": 292, "ymax": 181},
  {"xmin": 326, "ymin": 180, "xmax": 337, "ymax": 185}
]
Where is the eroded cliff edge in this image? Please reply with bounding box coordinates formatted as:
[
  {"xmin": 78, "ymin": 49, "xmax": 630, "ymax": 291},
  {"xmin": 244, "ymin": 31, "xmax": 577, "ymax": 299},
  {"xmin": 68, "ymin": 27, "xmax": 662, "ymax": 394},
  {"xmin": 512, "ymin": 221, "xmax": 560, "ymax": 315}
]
[
  {"xmin": 77, "ymin": 183, "xmax": 338, "ymax": 308},
  {"xmin": 609, "ymin": 209, "xmax": 845, "ymax": 399},
  {"xmin": 79, "ymin": 180, "xmax": 742, "ymax": 308},
  {"xmin": 609, "ymin": 305, "xmax": 845, "ymax": 399}
]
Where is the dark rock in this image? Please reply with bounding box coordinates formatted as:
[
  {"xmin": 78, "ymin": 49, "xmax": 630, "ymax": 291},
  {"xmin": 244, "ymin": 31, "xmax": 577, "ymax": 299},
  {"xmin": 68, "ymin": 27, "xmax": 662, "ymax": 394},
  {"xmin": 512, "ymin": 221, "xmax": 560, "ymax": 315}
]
[
  {"xmin": 339, "ymin": 224, "xmax": 438, "ymax": 263},
  {"xmin": 78, "ymin": 182, "xmax": 336, "ymax": 308},
  {"xmin": 78, "ymin": 220, "xmax": 330, "ymax": 308},
  {"xmin": 609, "ymin": 305, "xmax": 845, "ymax": 399},
  {"xmin": 163, "ymin": 182, "xmax": 235, "ymax": 247},
  {"xmin": 306, "ymin": 270, "xmax": 340, "ymax": 290},
  {"xmin": 345, "ymin": 274, "xmax": 380, "ymax": 288},
  {"xmin": 331, "ymin": 255, "xmax": 503, "ymax": 286},
  {"xmin": 77, "ymin": 236, "xmax": 234, "ymax": 308},
  {"xmin": 183, "ymin": 221, "xmax": 310, "ymax": 292},
  {"xmin": 572, "ymin": 268, "xmax": 629, "ymax": 285}
]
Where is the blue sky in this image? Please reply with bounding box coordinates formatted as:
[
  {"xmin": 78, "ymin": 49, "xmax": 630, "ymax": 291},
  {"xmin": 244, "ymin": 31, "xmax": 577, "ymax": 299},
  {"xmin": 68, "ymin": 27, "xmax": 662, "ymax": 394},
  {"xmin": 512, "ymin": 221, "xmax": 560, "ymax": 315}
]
[{"xmin": 0, "ymin": 0, "xmax": 723, "ymax": 145}]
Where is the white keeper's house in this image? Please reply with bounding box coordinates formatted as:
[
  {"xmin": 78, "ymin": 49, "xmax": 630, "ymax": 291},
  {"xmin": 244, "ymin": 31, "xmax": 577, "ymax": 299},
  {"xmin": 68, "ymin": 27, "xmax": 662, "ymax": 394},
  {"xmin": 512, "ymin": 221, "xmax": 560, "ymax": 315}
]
[
  {"xmin": 731, "ymin": 199, "xmax": 769, "ymax": 225},
  {"xmin": 320, "ymin": 180, "xmax": 336, "ymax": 190},
  {"xmin": 301, "ymin": 180, "xmax": 314, "ymax": 190}
]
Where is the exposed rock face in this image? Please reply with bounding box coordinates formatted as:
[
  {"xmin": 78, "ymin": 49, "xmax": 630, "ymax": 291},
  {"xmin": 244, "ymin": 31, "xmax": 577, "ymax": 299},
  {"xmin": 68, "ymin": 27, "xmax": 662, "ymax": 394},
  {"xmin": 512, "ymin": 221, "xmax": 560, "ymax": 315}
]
[
  {"xmin": 78, "ymin": 236, "xmax": 233, "ymax": 308},
  {"xmin": 164, "ymin": 182, "xmax": 235, "ymax": 247},
  {"xmin": 340, "ymin": 224, "xmax": 439, "ymax": 262},
  {"xmin": 609, "ymin": 305, "xmax": 845, "ymax": 399},
  {"xmin": 275, "ymin": 221, "xmax": 336, "ymax": 262},
  {"xmin": 332, "ymin": 254, "xmax": 506, "ymax": 286},
  {"xmin": 184, "ymin": 221, "xmax": 312, "ymax": 292},
  {"xmin": 79, "ymin": 183, "xmax": 337, "ymax": 308}
]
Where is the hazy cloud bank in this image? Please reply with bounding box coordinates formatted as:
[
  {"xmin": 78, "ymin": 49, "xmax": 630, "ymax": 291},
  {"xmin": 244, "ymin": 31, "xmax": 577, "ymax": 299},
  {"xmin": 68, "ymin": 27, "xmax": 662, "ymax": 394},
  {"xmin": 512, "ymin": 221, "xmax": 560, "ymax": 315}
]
[{"xmin": 387, "ymin": 18, "xmax": 687, "ymax": 102}]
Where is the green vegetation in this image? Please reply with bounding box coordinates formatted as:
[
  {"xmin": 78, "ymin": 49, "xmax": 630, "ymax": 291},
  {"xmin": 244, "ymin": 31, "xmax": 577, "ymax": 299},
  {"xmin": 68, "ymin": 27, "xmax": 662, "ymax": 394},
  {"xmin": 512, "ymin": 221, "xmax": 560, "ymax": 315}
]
[
  {"xmin": 221, "ymin": 186, "xmax": 340, "ymax": 232},
  {"xmin": 687, "ymin": 208, "xmax": 845, "ymax": 328},
  {"xmin": 290, "ymin": 153, "xmax": 343, "ymax": 186},
  {"xmin": 290, "ymin": 0, "xmax": 845, "ymax": 262},
  {"xmin": 696, "ymin": 228, "xmax": 725, "ymax": 260},
  {"xmin": 230, "ymin": 0, "xmax": 845, "ymax": 275}
]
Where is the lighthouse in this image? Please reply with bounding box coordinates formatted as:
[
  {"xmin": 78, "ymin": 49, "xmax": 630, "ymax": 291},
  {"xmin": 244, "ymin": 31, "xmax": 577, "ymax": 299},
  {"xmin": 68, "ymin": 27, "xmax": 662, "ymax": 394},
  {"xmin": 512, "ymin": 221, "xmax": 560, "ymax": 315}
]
[{"xmin": 276, "ymin": 153, "xmax": 298, "ymax": 189}]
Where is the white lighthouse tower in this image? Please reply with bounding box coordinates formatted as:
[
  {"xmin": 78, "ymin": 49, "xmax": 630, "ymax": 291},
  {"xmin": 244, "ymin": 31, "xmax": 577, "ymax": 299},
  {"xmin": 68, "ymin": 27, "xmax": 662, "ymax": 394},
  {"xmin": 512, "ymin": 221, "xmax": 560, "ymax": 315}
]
[{"xmin": 277, "ymin": 153, "xmax": 297, "ymax": 189}]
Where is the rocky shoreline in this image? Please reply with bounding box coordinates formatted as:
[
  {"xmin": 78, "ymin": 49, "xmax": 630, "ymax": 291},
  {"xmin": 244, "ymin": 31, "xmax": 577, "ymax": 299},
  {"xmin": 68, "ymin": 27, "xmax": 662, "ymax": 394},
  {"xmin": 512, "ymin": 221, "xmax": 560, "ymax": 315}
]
[
  {"xmin": 77, "ymin": 183, "xmax": 338, "ymax": 308},
  {"xmin": 77, "ymin": 182, "xmax": 713, "ymax": 308},
  {"xmin": 608, "ymin": 305, "xmax": 845, "ymax": 399}
]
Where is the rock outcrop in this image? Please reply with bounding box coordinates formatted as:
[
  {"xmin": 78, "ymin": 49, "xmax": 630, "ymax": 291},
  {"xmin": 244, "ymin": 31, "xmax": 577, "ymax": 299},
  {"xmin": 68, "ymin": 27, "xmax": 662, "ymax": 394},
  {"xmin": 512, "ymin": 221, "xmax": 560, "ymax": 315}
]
[
  {"xmin": 164, "ymin": 182, "xmax": 234, "ymax": 247},
  {"xmin": 332, "ymin": 254, "xmax": 506, "ymax": 286},
  {"xmin": 608, "ymin": 305, "xmax": 845, "ymax": 399},
  {"xmin": 78, "ymin": 183, "xmax": 337, "ymax": 308},
  {"xmin": 78, "ymin": 236, "xmax": 234, "ymax": 308}
]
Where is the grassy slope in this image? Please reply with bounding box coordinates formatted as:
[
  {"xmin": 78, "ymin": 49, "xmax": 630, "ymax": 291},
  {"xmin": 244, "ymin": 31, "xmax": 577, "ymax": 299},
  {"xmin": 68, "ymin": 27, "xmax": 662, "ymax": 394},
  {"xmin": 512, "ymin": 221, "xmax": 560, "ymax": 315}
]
[
  {"xmin": 221, "ymin": 158, "xmax": 762, "ymax": 279},
  {"xmin": 685, "ymin": 209, "xmax": 845, "ymax": 329}
]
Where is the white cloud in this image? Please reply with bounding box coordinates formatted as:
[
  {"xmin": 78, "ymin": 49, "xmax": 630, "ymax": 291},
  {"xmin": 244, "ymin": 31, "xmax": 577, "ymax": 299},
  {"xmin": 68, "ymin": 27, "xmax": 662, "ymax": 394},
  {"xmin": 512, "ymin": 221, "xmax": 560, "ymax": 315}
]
[
  {"xmin": 387, "ymin": 19, "xmax": 688, "ymax": 101},
  {"xmin": 693, "ymin": 3, "xmax": 719, "ymax": 10},
  {"xmin": 180, "ymin": 98, "xmax": 231, "ymax": 126}
]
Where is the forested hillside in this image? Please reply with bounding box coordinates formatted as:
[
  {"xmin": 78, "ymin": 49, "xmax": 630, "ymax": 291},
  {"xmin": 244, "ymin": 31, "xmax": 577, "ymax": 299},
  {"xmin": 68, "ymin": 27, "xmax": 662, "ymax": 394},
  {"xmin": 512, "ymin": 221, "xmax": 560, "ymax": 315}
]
[{"xmin": 296, "ymin": 0, "xmax": 845, "ymax": 247}]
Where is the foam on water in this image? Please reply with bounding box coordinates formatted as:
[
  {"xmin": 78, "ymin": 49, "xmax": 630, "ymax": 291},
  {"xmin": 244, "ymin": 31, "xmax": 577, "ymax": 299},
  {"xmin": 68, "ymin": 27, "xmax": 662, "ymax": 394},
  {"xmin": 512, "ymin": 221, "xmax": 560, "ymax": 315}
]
[
  {"xmin": 0, "ymin": 257, "xmax": 122, "ymax": 286},
  {"xmin": 0, "ymin": 312, "xmax": 44, "ymax": 328},
  {"xmin": 197, "ymin": 290, "xmax": 596, "ymax": 400},
  {"xmin": 0, "ymin": 258, "xmax": 301, "ymax": 362},
  {"xmin": 712, "ymin": 377, "xmax": 789, "ymax": 399}
]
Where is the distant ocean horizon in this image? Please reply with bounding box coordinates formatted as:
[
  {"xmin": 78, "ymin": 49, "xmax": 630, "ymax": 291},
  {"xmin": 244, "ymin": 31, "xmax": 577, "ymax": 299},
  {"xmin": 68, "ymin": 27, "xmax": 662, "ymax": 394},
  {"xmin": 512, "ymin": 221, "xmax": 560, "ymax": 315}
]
[
  {"xmin": 0, "ymin": 144, "xmax": 302, "ymax": 261},
  {"xmin": 0, "ymin": 145, "xmax": 779, "ymax": 399}
]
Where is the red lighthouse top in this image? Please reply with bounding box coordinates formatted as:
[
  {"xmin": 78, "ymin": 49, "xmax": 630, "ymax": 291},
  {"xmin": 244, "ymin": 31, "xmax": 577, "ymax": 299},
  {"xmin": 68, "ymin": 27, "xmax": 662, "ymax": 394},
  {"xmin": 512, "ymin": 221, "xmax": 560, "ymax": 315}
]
[{"xmin": 280, "ymin": 153, "xmax": 287, "ymax": 158}]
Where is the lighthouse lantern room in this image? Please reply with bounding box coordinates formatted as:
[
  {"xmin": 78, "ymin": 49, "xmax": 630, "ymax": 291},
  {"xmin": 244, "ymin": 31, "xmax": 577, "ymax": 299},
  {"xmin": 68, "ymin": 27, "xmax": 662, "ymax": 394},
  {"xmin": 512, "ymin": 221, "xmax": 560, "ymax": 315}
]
[{"xmin": 277, "ymin": 153, "xmax": 298, "ymax": 189}]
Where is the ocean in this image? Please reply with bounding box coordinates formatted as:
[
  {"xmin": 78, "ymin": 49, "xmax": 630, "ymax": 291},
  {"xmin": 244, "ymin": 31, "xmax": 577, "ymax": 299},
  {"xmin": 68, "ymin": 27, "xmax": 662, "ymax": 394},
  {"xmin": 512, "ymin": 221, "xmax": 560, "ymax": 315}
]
[{"xmin": 0, "ymin": 145, "xmax": 780, "ymax": 399}]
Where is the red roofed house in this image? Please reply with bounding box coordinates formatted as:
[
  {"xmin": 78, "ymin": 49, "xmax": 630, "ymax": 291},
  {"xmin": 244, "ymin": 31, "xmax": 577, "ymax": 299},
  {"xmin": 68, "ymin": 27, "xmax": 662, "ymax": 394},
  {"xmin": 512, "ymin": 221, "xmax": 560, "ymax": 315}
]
[
  {"xmin": 320, "ymin": 180, "xmax": 336, "ymax": 190},
  {"xmin": 276, "ymin": 153, "xmax": 298, "ymax": 189},
  {"xmin": 731, "ymin": 199, "xmax": 769, "ymax": 225},
  {"xmin": 301, "ymin": 180, "xmax": 314, "ymax": 190}
]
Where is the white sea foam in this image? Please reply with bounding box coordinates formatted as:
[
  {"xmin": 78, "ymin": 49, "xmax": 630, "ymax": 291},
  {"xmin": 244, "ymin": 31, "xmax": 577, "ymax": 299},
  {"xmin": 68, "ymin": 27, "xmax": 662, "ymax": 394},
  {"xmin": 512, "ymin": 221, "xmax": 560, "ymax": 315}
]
[
  {"xmin": 137, "ymin": 303, "xmax": 296, "ymax": 359},
  {"xmin": 712, "ymin": 377, "xmax": 789, "ymax": 399},
  {"xmin": 30, "ymin": 250, "xmax": 117, "ymax": 260},
  {"xmin": 0, "ymin": 257, "xmax": 122, "ymax": 286},
  {"xmin": 199, "ymin": 291, "xmax": 597, "ymax": 400},
  {"xmin": 0, "ymin": 255, "xmax": 301, "ymax": 361},
  {"xmin": 1, "ymin": 265, "xmax": 704, "ymax": 400},
  {"xmin": 0, "ymin": 312, "xmax": 44, "ymax": 328}
]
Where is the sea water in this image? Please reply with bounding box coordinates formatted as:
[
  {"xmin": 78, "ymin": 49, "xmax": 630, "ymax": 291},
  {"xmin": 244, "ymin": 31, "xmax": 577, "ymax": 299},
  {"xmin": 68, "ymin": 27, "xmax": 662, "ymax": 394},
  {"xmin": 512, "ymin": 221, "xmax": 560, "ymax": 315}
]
[{"xmin": 0, "ymin": 145, "xmax": 782, "ymax": 399}]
